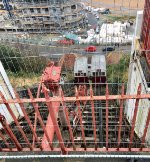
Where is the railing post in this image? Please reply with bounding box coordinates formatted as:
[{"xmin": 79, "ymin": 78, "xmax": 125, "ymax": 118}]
[
  {"xmin": 60, "ymin": 88, "xmax": 76, "ymax": 151},
  {"xmin": 43, "ymin": 88, "xmax": 66, "ymax": 154},
  {"xmin": 90, "ymin": 86, "xmax": 97, "ymax": 150},
  {"xmin": 0, "ymin": 114, "xmax": 22, "ymax": 151},
  {"xmin": 75, "ymin": 87, "xmax": 86, "ymax": 150},
  {"xmin": 14, "ymin": 90, "xmax": 43, "ymax": 151},
  {"xmin": 140, "ymin": 108, "xmax": 150, "ymax": 150},
  {"xmin": 129, "ymin": 84, "xmax": 141, "ymax": 150},
  {"xmin": 117, "ymin": 84, "xmax": 124, "ymax": 150},
  {"xmin": 0, "ymin": 92, "xmax": 33, "ymax": 151},
  {"xmin": 105, "ymin": 84, "xmax": 109, "ymax": 150},
  {"xmin": 28, "ymin": 89, "xmax": 53, "ymax": 150},
  {"xmin": 0, "ymin": 131, "xmax": 12, "ymax": 151}
]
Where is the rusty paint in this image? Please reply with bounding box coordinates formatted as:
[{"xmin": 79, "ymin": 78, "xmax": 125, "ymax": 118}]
[
  {"xmin": 105, "ymin": 84, "xmax": 109, "ymax": 150},
  {"xmin": 90, "ymin": 86, "xmax": 97, "ymax": 150},
  {"xmin": 117, "ymin": 84, "xmax": 124, "ymax": 150},
  {"xmin": 129, "ymin": 84, "xmax": 141, "ymax": 150},
  {"xmin": 43, "ymin": 88, "xmax": 66, "ymax": 154},
  {"xmin": 75, "ymin": 87, "xmax": 87, "ymax": 150},
  {"xmin": 27, "ymin": 89, "xmax": 53, "ymax": 150},
  {"xmin": 0, "ymin": 94, "xmax": 149, "ymax": 104},
  {"xmin": 60, "ymin": 88, "xmax": 76, "ymax": 150}
]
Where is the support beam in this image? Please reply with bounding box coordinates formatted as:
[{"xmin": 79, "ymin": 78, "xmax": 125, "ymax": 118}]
[
  {"xmin": 0, "ymin": 114, "xmax": 22, "ymax": 151},
  {"xmin": 117, "ymin": 84, "xmax": 124, "ymax": 150},
  {"xmin": 75, "ymin": 87, "xmax": 86, "ymax": 150},
  {"xmin": 43, "ymin": 88, "xmax": 66, "ymax": 154},
  {"xmin": 0, "ymin": 94, "xmax": 149, "ymax": 104},
  {"xmin": 0, "ymin": 131, "xmax": 12, "ymax": 151},
  {"xmin": 60, "ymin": 88, "xmax": 76, "ymax": 151},
  {"xmin": 32, "ymin": 112, "xmax": 37, "ymax": 148},
  {"xmin": 0, "ymin": 92, "xmax": 33, "ymax": 151},
  {"xmin": 105, "ymin": 84, "xmax": 109, "ymax": 150},
  {"xmin": 140, "ymin": 108, "xmax": 150, "ymax": 150},
  {"xmin": 28, "ymin": 89, "xmax": 53, "ymax": 150},
  {"xmin": 14, "ymin": 90, "xmax": 43, "ymax": 151},
  {"xmin": 90, "ymin": 86, "xmax": 97, "ymax": 150},
  {"xmin": 129, "ymin": 84, "xmax": 141, "ymax": 150}
]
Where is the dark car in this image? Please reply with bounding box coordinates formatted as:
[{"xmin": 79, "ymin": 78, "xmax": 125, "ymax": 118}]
[
  {"xmin": 102, "ymin": 46, "xmax": 115, "ymax": 52},
  {"xmin": 100, "ymin": 9, "xmax": 111, "ymax": 14}
]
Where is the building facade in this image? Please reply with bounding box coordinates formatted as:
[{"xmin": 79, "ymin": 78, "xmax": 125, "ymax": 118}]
[
  {"xmin": 13, "ymin": 0, "xmax": 86, "ymax": 33},
  {"xmin": 126, "ymin": 11, "xmax": 150, "ymax": 146}
]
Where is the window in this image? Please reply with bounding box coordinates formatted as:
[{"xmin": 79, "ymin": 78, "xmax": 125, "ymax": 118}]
[
  {"xmin": 72, "ymin": 14, "xmax": 77, "ymax": 18},
  {"xmin": 96, "ymin": 72, "xmax": 99, "ymax": 76},
  {"xmin": 38, "ymin": 18, "xmax": 43, "ymax": 21},
  {"xmin": 46, "ymin": 17, "xmax": 50, "ymax": 20},
  {"xmin": 71, "ymin": 5, "xmax": 76, "ymax": 10},
  {"xmin": 101, "ymin": 72, "xmax": 105, "ymax": 76},
  {"xmin": 30, "ymin": 8, "xmax": 34, "ymax": 13},
  {"xmin": 45, "ymin": 8, "xmax": 49, "ymax": 12},
  {"xmin": 37, "ymin": 8, "xmax": 41, "ymax": 13},
  {"xmin": 23, "ymin": 9, "xmax": 27, "ymax": 14},
  {"xmin": 53, "ymin": 8, "xmax": 56, "ymax": 13}
]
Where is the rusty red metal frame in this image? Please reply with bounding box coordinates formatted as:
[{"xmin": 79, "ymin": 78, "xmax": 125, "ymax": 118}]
[
  {"xmin": 90, "ymin": 87, "xmax": 97, "ymax": 150},
  {"xmin": 75, "ymin": 87, "xmax": 87, "ymax": 150},
  {"xmin": 141, "ymin": 108, "xmax": 150, "ymax": 150},
  {"xmin": 43, "ymin": 88, "xmax": 66, "ymax": 154},
  {"xmin": 117, "ymin": 84, "xmax": 124, "ymax": 150},
  {"xmin": 60, "ymin": 88, "xmax": 76, "ymax": 151},
  {"xmin": 0, "ymin": 131, "xmax": 12, "ymax": 151},
  {"xmin": 129, "ymin": 84, "xmax": 141, "ymax": 150},
  {"xmin": 0, "ymin": 114, "xmax": 22, "ymax": 151},
  {"xmin": 27, "ymin": 89, "xmax": 53, "ymax": 150},
  {"xmin": 0, "ymin": 94, "xmax": 149, "ymax": 104},
  {"xmin": 105, "ymin": 84, "xmax": 109, "ymax": 150},
  {"xmin": 14, "ymin": 90, "xmax": 43, "ymax": 151},
  {"xmin": 0, "ymin": 84, "xmax": 149, "ymax": 153},
  {"xmin": 0, "ymin": 92, "xmax": 33, "ymax": 151}
]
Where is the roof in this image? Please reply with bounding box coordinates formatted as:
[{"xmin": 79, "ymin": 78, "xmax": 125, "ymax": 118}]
[
  {"xmin": 74, "ymin": 57, "xmax": 88, "ymax": 73},
  {"xmin": 91, "ymin": 55, "xmax": 106, "ymax": 72}
]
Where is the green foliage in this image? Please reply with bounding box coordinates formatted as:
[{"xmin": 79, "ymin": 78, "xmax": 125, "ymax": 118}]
[
  {"xmin": 105, "ymin": 15, "xmax": 135, "ymax": 23},
  {"xmin": 107, "ymin": 54, "xmax": 130, "ymax": 83},
  {"xmin": 0, "ymin": 44, "xmax": 48, "ymax": 74}
]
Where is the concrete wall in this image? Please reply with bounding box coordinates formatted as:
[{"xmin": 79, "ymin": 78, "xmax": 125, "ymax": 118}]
[
  {"xmin": 126, "ymin": 11, "xmax": 150, "ymax": 146},
  {"xmin": 0, "ymin": 61, "xmax": 23, "ymax": 128},
  {"xmin": 126, "ymin": 58, "xmax": 150, "ymax": 143}
]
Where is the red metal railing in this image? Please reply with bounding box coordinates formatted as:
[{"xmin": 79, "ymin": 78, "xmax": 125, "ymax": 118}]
[
  {"xmin": 141, "ymin": 0, "xmax": 150, "ymax": 65},
  {"xmin": 0, "ymin": 84, "xmax": 149, "ymax": 154}
]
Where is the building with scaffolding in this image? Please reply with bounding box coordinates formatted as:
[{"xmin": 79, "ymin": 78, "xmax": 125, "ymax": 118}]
[{"xmin": 13, "ymin": 0, "xmax": 86, "ymax": 33}]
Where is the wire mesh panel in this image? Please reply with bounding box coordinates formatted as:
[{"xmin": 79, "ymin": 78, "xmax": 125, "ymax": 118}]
[{"xmin": 0, "ymin": 0, "xmax": 149, "ymax": 157}]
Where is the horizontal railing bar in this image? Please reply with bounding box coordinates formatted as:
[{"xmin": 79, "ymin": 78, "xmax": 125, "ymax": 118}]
[{"xmin": 0, "ymin": 94, "xmax": 149, "ymax": 104}]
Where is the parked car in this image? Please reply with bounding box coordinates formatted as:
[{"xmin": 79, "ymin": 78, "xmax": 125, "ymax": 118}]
[
  {"xmin": 85, "ymin": 46, "xmax": 97, "ymax": 52},
  {"xmin": 102, "ymin": 46, "xmax": 115, "ymax": 52},
  {"xmin": 100, "ymin": 8, "xmax": 111, "ymax": 14}
]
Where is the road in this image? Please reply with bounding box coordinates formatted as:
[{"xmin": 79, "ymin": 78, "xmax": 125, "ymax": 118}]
[{"xmin": 6, "ymin": 41, "xmax": 131, "ymax": 60}]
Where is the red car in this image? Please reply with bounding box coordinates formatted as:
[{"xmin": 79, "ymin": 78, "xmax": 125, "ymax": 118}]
[{"xmin": 85, "ymin": 46, "xmax": 96, "ymax": 52}]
